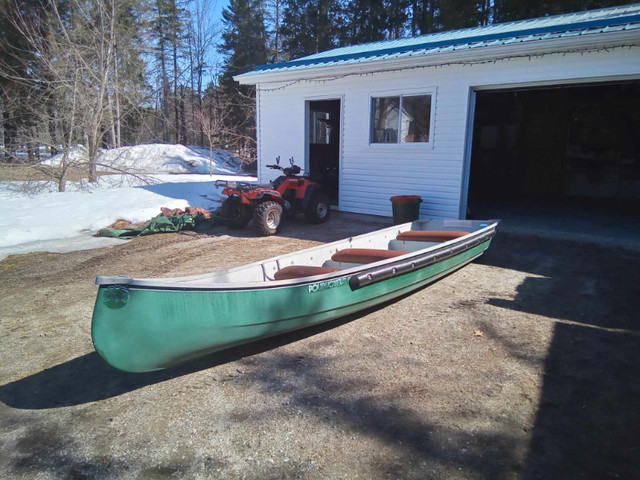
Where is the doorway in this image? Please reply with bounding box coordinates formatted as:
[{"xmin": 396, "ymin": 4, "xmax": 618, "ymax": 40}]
[
  {"xmin": 307, "ymin": 99, "xmax": 341, "ymax": 204},
  {"xmin": 466, "ymin": 81, "xmax": 640, "ymax": 244},
  {"xmin": 469, "ymin": 81, "xmax": 640, "ymax": 206}
]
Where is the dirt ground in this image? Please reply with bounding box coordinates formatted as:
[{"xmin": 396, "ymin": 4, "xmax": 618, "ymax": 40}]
[{"xmin": 1, "ymin": 213, "xmax": 638, "ymax": 479}]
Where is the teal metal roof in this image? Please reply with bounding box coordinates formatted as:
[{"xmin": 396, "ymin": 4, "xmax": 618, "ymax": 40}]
[{"xmin": 241, "ymin": 3, "xmax": 640, "ymax": 77}]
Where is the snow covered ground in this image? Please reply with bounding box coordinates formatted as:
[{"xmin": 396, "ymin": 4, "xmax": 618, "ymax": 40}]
[{"xmin": 0, "ymin": 144, "xmax": 257, "ymax": 261}]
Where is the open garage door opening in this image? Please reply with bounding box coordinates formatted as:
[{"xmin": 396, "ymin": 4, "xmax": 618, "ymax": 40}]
[{"xmin": 467, "ymin": 81, "xmax": 640, "ymax": 242}]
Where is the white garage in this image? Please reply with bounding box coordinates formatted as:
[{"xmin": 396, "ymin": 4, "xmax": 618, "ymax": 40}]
[{"xmin": 236, "ymin": 4, "xmax": 640, "ymax": 223}]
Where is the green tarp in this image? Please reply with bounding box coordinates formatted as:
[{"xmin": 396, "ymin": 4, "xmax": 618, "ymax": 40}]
[{"xmin": 97, "ymin": 213, "xmax": 220, "ymax": 238}]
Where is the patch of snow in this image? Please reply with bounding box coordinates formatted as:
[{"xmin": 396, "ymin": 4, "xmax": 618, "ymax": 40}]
[
  {"xmin": 0, "ymin": 172, "xmax": 256, "ymax": 261},
  {"xmin": 1, "ymin": 235, "xmax": 129, "ymax": 259}
]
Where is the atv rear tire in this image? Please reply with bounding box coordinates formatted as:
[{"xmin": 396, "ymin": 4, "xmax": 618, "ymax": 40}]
[
  {"xmin": 305, "ymin": 194, "xmax": 331, "ymax": 224},
  {"xmin": 254, "ymin": 201, "xmax": 283, "ymax": 236},
  {"xmin": 220, "ymin": 198, "xmax": 251, "ymax": 229}
]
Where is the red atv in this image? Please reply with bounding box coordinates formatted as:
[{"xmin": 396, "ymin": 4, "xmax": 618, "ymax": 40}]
[{"xmin": 215, "ymin": 156, "xmax": 331, "ymax": 235}]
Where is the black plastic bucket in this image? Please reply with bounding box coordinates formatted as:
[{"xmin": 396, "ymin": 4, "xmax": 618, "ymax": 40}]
[{"xmin": 390, "ymin": 195, "xmax": 423, "ymax": 225}]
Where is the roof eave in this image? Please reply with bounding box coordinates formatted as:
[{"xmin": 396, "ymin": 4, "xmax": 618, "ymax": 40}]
[{"xmin": 234, "ymin": 28, "xmax": 640, "ymax": 85}]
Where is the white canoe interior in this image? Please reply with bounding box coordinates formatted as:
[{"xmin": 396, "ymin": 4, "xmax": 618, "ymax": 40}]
[{"xmin": 96, "ymin": 219, "xmax": 498, "ymax": 288}]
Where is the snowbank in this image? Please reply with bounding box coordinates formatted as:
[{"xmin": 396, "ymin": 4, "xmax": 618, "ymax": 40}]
[
  {"xmin": 98, "ymin": 144, "xmax": 243, "ymax": 174},
  {"xmin": 44, "ymin": 143, "xmax": 243, "ymax": 175}
]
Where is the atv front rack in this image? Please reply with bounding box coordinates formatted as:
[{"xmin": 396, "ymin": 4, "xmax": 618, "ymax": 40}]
[{"xmin": 214, "ymin": 180, "xmax": 258, "ymax": 191}]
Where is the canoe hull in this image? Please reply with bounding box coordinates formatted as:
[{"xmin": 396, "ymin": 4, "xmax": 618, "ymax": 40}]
[{"xmin": 92, "ymin": 239, "xmax": 492, "ymax": 372}]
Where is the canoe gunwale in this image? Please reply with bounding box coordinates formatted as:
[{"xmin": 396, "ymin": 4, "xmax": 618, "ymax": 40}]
[
  {"xmin": 349, "ymin": 228, "xmax": 496, "ymax": 289},
  {"xmin": 95, "ymin": 221, "xmax": 498, "ymax": 292}
]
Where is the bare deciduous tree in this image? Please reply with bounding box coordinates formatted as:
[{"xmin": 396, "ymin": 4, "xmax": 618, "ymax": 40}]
[{"xmin": 1, "ymin": 0, "xmax": 149, "ymax": 190}]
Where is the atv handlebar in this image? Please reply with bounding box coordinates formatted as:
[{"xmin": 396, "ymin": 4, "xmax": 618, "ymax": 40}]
[{"xmin": 266, "ymin": 164, "xmax": 303, "ymax": 176}]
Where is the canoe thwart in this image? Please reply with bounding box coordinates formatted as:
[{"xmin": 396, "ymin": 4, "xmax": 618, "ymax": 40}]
[
  {"xmin": 396, "ymin": 230, "xmax": 471, "ymax": 242},
  {"xmin": 331, "ymin": 248, "xmax": 409, "ymax": 264},
  {"xmin": 274, "ymin": 265, "xmax": 341, "ymax": 281}
]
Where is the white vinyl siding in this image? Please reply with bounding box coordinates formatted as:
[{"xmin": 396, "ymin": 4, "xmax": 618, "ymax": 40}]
[{"xmin": 256, "ymin": 47, "xmax": 640, "ymax": 219}]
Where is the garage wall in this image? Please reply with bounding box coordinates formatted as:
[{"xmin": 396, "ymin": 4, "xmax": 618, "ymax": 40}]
[{"xmin": 256, "ymin": 47, "xmax": 640, "ymax": 219}]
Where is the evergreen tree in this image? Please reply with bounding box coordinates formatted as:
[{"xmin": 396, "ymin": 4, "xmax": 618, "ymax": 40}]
[
  {"xmin": 220, "ymin": 0, "xmax": 269, "ymax": 80},
  {"xmin": 108, "ymin": 0, "xmax": 147, "ymax": 147},
  {"xmin": 409, "ymin": 0, "xmax": 438, "ymax": 35},
  {"xmin": 438, "ymin": 0, "xmax": 483, "ymax": 30},
  {"xmin": 343, "ymin": 0, "xmax": 388, "ymax": 44},
  {"xmin": 493, "ymin": 0, "xmax": 633, "ymax": 23},
  {"xmin": 386, "ymin": 0, "xmax": 409, "ymax": 39},
  {"xmin": 151, "ymin": 0, "xmax": 188, "ymax": 143},
  {"xmin": 280, "ymin": 0, "xmax": 342, "ymax": 58},
  {"xmin": 0, "ymin": 0, "xmax": 51, "ymax": 159},
  {"xmin": 219, "ymin": 0, "xmax": 269, "ymax": 158},
  {"xmin": 264, "ymin": 0, "xmax": 285, "ymax": 62}
]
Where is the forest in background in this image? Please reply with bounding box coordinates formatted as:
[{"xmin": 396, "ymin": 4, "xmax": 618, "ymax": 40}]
[{"xmin": 0, "ymin": 0, "xmax": 635, "ymax": 189}]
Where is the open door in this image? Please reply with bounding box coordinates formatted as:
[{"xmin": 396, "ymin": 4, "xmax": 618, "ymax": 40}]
[{"xmin": 308, "ymin": 99, "xmax": 340, "ymax": 204}]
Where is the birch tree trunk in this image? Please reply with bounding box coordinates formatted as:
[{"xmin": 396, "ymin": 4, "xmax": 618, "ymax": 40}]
[{"xmin": 113, "ymin": 41, "xmax": 121, "ymax": 148}]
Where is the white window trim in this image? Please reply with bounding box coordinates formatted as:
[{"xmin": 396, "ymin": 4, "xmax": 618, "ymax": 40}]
[{"xmin": 368, "ymin": 87, "xmax": 437, "ymax": 148}]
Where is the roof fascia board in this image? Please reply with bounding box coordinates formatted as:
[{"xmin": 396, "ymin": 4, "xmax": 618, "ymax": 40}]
[{"xmin": 235, "ymin": 29, "xmax": 640, "ymax": 85}]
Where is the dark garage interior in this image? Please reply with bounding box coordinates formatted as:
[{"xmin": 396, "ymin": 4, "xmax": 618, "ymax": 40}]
[{"xmin": 468, "ymin": 81, "xmax": 640, "ymax": 246}]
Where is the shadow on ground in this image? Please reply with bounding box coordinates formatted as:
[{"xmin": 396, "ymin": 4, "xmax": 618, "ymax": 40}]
[
  {"xmin": 478, "ymin": 233, "xmax": 640, "ymax": 479},
  {"xmin": 3, "ymin": 232, "xmax": 639, "ymax": 478},
  {"xmin": 0, "ymin": 287, "xmax": 420, "ymax": 410},
  {"xmin": 0, "ymin": 318, "xmax": 352, "ymax": 410},
  {"xmin": 241, "ymin": 350, "xmax": 523, "ymax": 479}
]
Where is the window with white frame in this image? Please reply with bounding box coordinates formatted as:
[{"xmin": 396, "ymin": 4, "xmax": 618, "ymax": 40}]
[{"xmin": 370, "ymin": 94, "xmax": 432, "ymax": 144}]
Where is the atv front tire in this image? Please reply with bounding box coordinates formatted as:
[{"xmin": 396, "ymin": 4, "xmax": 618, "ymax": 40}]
[
  {"xmin": 220, "ymin": 198, "xmax": 251, "ymax": 229},
  {"xmin": 254, "ymin": 201, "xmax": 283, "ymax": 236},
  {"xmin": 305, "ymin": 194, "xmax": 331, "ymax": 224}
]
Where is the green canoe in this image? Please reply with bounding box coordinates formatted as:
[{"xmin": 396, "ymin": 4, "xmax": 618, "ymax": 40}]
[{"xmin": 92, "ymin": 219, "xmax": 498, "ymax": 372}]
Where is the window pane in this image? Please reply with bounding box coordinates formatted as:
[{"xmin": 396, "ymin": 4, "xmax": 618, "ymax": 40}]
[
  {"xmin": 371, "ymin": 97, "xmax": 399, "ymax": 143},
  {"xmin": 311, "ymin": 111, "xmax": 331, "ymax": 145},
  {"xmin": 400, "ymin": 95, "xmax": 431, "ymax": 143}
]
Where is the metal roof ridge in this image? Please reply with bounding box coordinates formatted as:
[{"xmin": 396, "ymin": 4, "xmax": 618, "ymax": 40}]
[{"xmin": 247, "ymin": 9, "xmax": 640, "ymax": 74}]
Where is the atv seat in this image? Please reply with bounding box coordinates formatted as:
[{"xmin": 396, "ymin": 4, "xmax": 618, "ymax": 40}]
[
  {"xmin": 396, "ymin": 230, "xmax": 470, "ymax": 242},
  {"xmin": 274, "ymin": 265, "xmax": 340, "ymax": 281},
  {"xmin": 331, "ymin": 248, "xmax": 408, "ymax": 264},
  {"xmin": 253, "ymin": 182, "xmax": 278, "ymax": 189}
]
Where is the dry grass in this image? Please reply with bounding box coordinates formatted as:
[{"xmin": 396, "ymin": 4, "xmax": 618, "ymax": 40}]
[
  {"xmin": 0, "ymin": 216, "xmax": 638, "ymax": 479},
  {"xmin": 0, "ymin": 163, "xmax": 110, "ymax": 182}
]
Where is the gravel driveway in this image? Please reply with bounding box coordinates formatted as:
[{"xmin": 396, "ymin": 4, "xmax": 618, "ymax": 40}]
[{"xmin": 1, "ymin": 213, "xmax": 638, "ymax": 479}]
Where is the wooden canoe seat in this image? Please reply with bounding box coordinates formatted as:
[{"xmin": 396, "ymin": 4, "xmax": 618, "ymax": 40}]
[
  {"xmin": 274, "ymin": 265, "xmax": 340, "ymax": 281},
  {"xmin": 331, "ymin": 248, "xmax": 408, "ymax": 264},
  {"xmin": 396, "ymin": 230, "xmax": 470, "ymax": 242}
]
